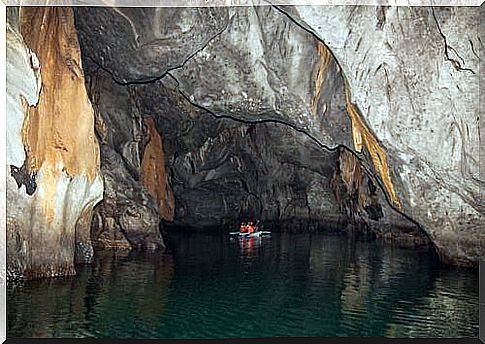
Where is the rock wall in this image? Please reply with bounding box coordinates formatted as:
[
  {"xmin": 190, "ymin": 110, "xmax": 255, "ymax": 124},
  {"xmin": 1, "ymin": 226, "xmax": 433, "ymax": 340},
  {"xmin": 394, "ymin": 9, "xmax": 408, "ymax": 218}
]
[
  {"xmin": 140, "ymin": 117, "xmax": 175, "ymax": 221},
  {"xmin": 284, "ymin": 5, "xmax": 482, "ymax": 266},
  {"xmin": 144, "ymin": 82, "xmax": 345, "ymax": 230},
  {"xmin": 71, "ymin": 5, "xmax": 482, "ymax": 266},
  {"xmin": 9, "ymin": 4, "xmax": 476, "ymax": 279},
  {"xmin": 86, "ymin": 71, "xmax": 165, "ymax": 251},
  {"xmin": 74, "ymin": 6, "xmax": 229, "ymax": 83},
  {"xmin": 6, "ymin": 7, "xmax": 103, "ymax": 280},
  {"xmin": 83, "ymin": 67, "xmax": 424, "ymax": 247},
  {"xmin": 75, "ymin": 6, "xmax": 431, "ymax": 239}
]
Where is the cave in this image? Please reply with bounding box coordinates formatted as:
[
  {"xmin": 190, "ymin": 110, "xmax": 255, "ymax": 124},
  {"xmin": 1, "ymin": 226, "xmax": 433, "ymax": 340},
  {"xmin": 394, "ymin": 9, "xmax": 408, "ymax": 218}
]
[{"xmin": 4, "ymin": 4, "xmax": 482, "ymax": 339}]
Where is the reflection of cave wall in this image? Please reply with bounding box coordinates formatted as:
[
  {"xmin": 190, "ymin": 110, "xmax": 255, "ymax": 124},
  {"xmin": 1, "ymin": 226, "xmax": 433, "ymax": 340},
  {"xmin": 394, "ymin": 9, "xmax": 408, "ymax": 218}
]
[{"xmin": 7, "ymin": 250, "xmax": 174, "ymax": 338}]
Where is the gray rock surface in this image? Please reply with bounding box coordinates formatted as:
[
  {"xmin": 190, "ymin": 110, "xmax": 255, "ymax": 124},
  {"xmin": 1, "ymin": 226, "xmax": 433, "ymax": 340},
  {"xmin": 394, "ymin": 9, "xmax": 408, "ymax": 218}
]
[
  {"xmin": 84, "ymin": 66, "xmax": 426, "ymax": 248},
  {"xmin": 139, "ymin": 78, "xmax": 345, "ymax": 230},
  {"xmin": 283, "ymin": 5, "xmax": 482, "ymax": 266},
  {"xmin": 86, "ymin": 72, "xmax": 165, "ymax": 251},
  {"xmin": 74, "ymin": 6, "xmax": 230, "ymax": 83}
]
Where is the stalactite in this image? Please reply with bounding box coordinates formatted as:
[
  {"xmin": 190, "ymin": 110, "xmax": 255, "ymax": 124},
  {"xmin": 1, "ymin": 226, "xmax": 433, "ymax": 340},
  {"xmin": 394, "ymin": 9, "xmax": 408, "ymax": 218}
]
[
  {"xmin": 140, "ymin": 117, "xmax": 175, "ymax": 221},
  {"xmin": 343, "ymin": 82, "xmax": 401, "ymax": 210},
  {"xmin": 311, "ymin": 41, "xmax": 331, "ymax": 116}
]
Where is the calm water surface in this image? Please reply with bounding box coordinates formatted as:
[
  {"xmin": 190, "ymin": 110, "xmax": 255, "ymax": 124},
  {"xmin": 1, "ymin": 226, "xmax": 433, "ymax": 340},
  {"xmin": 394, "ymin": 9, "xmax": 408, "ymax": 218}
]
[{"xmin": 7, "ymin": 232, "xmax": 479, "ymax": 338}]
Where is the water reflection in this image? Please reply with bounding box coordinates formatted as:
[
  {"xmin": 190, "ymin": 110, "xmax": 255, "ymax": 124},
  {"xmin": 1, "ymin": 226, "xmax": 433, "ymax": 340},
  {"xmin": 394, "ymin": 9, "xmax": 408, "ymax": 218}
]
[
  {"xmin": 8, "ymin": 250, "xmax": 174, "ymax": 338},
  {"xmin": 7, "ymin": 232, "xmax": 479, "ymax": 338}
]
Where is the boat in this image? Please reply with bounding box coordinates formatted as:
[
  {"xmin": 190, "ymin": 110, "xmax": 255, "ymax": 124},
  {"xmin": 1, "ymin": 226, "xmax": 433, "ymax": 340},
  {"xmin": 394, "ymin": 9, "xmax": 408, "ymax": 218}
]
[
  {"xmin": 229, "ymin": 221, "xmax": 271, "ymax": 238},
  {"xmin": 229, "ymin": 230, "xmax": 272, "ymax": 238}
]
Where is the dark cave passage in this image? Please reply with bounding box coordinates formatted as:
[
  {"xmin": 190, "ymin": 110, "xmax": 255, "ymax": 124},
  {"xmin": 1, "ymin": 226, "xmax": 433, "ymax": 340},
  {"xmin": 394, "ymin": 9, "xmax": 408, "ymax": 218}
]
[{"xmin": 82, "ymin": 47, "xmax": 431, "ymax": 253}]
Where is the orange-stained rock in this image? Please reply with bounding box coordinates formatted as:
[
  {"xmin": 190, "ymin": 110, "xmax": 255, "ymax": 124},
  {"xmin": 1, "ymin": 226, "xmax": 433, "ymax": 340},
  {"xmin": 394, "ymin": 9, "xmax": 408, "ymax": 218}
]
[
  {"xmin": 343, "ymin": 81, "xmax": 401, "ymax": 210},
  {"xmin": 140, "ymin": 117, "xmax": 175, "ymax": 221},
  {"xmin": 311, "ymin": 41, "xmax": 331, "ymax": 117},
  {"xmin": 6, "ymin": 8, "xmax": 103, "ymax": 280},
  {"xmin": 20, "ymin": 7, "xmax": 100, "ymax": 221}
]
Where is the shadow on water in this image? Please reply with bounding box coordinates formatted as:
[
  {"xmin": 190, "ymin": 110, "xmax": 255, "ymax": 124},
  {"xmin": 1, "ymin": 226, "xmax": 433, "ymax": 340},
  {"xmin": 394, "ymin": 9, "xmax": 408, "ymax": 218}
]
[{"xmin": 7, "ymin": 232, "xmax": 479, "ymax": 339}]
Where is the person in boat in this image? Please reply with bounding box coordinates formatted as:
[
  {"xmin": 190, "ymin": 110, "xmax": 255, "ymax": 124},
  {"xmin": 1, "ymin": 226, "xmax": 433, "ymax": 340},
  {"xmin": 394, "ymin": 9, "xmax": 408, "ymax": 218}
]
[
  {"xmin": 234, "ymin": 220, "xmax": 268, "ymax": 237},
  {"xmin": 248, "ymin": 221, "xmax": 257, "ymax": 234},
  {"xmin": 247, "ymin": 222, "xmax": 254, "ymax": 234},
  {"xmin": 240, "ymin": 221, "xmax": 256, "ymax": 234}
]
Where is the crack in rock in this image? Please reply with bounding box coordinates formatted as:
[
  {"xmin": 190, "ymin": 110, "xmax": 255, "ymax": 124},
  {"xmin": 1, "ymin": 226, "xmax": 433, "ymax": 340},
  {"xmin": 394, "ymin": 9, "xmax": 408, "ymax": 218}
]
[
  {"xmin": 165, "ymin": 71, "xmax": 439, "ymax": 259},
  {"xmin": 431, "ymin": 7, "xmax": 475, "ymax": 75},
  {"xmin": 83, "ymin": 14, "xmax": 232, "ymax": 86}
]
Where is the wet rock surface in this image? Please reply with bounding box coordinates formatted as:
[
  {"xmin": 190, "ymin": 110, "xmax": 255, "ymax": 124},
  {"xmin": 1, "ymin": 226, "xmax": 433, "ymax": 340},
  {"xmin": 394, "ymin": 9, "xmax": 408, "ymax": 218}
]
[
  {"xmin": 74, "ymin": 5, "xmax": 480, "ymax": 266},
  {"xmin": 84, "ymin": 65, "xmax": 426, "ymax": 249},
  {"xmin": 74, "ymin": 6, "xmax": 230, "ymax": 83},
  {"xmin": 76, "ymin": 6, "xmax": 432, "ymax": 240}
]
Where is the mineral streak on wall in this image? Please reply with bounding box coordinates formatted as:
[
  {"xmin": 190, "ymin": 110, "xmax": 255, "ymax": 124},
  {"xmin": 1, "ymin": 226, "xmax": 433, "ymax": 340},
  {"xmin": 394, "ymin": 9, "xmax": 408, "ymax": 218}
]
[
  {"xmin": 311, "ymin": 40, "xmax": 401, "ymax": 210},
  {"xmin": 344, "ymin": 82, "xmax": 401, "ymax": 210},
  {"xmin": 339, "ymin": 149, "xmax": 365, "ymax": 208},
  {"xmin": 311, "ymin": 41, "xmax": 331, "ymax": 116},
  {"xmin": 6, "ymin": 7, "xmax": 103, "ymax": 279},
  {"xmin": 140, "ymin": 117, "xmax": 175, "ymax": 221}
]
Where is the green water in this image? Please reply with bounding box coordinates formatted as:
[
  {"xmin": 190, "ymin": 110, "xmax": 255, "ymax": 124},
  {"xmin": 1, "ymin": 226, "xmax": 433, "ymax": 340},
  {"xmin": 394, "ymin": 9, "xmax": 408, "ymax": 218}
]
[{"xmin": 7, "ymin": 232, "xmax": 479, "ymax": 338}]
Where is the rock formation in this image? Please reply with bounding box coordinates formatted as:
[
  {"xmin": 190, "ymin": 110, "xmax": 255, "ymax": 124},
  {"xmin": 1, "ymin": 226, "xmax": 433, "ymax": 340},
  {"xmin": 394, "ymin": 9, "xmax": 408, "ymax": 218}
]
[
  {"xmin": 74, "ymin": 5, "xmax": 481, "ymax": 266},
  {"xmin": 283, "ymin": 5, "xmax": 482, "ymax": 266},
  {"xmin": 86, "ymin": 71, "xmax": 166, "ymax": 251},
  {"xmin": 6, "ymin": 7, "xmax": 103, "ymax": 279},
  {"xmin": 5, "ymin": 4, "xmax": 482, "ymax": 281},
  {"xmin": 140, "ymin": 117, "xmax": 175, "ymax": 221}
]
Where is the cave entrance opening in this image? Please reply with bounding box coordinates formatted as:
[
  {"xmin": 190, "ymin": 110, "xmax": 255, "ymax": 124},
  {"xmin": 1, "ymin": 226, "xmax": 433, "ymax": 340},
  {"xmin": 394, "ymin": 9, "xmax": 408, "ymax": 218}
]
[{"xmin": 74, "ymin": 6, "xmax": 435, "ymax": 259}]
